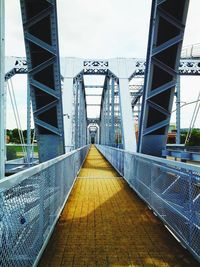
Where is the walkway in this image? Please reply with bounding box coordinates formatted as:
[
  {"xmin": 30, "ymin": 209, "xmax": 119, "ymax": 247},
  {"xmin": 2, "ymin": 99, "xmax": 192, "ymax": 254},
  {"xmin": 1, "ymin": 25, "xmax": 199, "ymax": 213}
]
[{"xmin": 39, "ymin": 146, "xmax": 198, "ymax": 267}]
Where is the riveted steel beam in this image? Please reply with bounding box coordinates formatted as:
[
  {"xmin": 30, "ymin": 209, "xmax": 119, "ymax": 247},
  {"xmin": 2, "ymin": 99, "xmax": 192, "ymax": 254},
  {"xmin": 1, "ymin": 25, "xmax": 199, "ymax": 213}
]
[
  {"xmin": 20, "ymin": 0, "xmax": 65, "ymax": 162},
  {"xmin": 138, "ymin": 0, "xmax": 189, "ymax": 156}
]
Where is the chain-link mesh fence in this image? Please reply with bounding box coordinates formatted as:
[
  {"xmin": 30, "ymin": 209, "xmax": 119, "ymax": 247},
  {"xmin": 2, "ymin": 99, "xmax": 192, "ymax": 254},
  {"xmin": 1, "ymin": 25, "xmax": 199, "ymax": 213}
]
[
  {"xmin": 96, "ymin": 145, "xmax": 200, "ymax": 263},
  {"xmin": 0, "ymin": 145, "xmax": 89, "ymax": 267}
]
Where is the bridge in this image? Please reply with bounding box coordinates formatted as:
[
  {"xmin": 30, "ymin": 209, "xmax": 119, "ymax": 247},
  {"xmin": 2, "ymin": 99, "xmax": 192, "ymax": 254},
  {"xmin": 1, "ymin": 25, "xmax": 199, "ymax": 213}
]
[{"xmin": 0, "ymin": 1, "xmax": 200, "ymax": 266}]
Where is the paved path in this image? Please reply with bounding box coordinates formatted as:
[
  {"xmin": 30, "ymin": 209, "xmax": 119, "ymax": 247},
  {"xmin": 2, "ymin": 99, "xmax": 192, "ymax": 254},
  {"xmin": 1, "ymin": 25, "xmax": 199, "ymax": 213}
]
[{"xmin": 39, "ymin": 146, "xmax": 198, "ymax": 266}]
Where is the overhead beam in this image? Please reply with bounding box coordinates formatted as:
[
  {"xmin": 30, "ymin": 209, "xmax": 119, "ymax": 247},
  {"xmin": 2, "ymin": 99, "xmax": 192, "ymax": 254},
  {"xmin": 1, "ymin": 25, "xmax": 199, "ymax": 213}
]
[
  {"xmin": 85, "ymin": 85, "xmax": 103, "ymax": 88},
  {"xmin": 87, "ymin": 104, "xmax": 101, "ymax": 106},
  {"xmin": 86, "ymin": 94, "xmax": 102, "ymax": 97},
  {"xmin": 5, "ymin": 57, "xmax": 200, "ymax": 82}
]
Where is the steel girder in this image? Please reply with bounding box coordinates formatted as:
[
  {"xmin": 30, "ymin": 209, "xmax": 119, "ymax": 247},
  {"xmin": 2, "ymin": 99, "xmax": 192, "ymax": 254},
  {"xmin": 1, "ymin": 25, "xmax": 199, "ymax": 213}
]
[
  {"xmin": 0, "ymin": 0, "xmax": 5, "ymax": 178},
  {"xmin": 99, "ymin": 76, "xmax": 124, "ymax": 148},
  {"xmin": 5, "ymin": 57, "xmax": 200, "ymax": 81},
  {"xmin": 83, "ymin": 60, "xmax": 108, "ymax": 75},
  {"xmin": 74, "ymin": 76, "xmax": 87, "ymax": 149},
  {"xmin": 133, "ymin": 59, "xmax": 200, "ymax": 77},
  {"xmin": 5, "ymin": 58, "xmax": 27, "ymax": 81},
  {"xmin": 131, "ymin": 86, "xmax": 144, "ymax": 107},
  {"xmin": 138, "ymin": 0, "xmax": 190, "ymax": 156},
  {"xmin": 99, "ymin": 76, "xmax": 107, "ymax": 145},
  {"xmin": 20, "ymin": 0, "xmax": 65, "ymax": 162}
]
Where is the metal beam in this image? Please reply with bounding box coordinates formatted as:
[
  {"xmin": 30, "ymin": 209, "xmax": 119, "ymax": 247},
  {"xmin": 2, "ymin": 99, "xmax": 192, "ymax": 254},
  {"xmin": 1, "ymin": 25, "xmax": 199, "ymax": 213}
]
[
  {"xmin": 118, "ymin": 78, "xmax": 137, "ymax": 152},
  {"xmin": 111, "ymin": 78, "xmax": 115, "ymax": 145},
  {"xmin": 85, "ymin": 85, "xmax": 103, "ymax": 88},
  {"xmin": 175, "ymin": 75, "xmax": 181, "ymax": 144},
  {"xmin": 86, "ymin": 94, "xmax": 102, "ymax": 97},
  {"xmin": 87, "ymin": 104, "xmax": 101, "ymax": 106},
  {"xmin": 20, "ymin": 0, "xmax": 65, "ymax": 162},
  {"xmin": 0, "ymin": 0, "xmax": 5, "ymax": 178},
  {"xmin": 138, "ymin": 0, "xmax": 189, "ymax": 156},
  {"xmin": 63, "ymin": 77, "xmax": 74, "ymax": 152},
  {"xmin": 5, "ymin": 57, "xmax": 200, "ymax": 82}
]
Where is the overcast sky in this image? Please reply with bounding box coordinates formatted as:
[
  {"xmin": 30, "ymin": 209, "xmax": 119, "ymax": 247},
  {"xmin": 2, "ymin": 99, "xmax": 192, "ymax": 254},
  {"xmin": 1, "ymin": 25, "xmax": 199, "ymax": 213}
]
[{"xmin": 4, "ymin": 0, "xmax": 200, "ymax": 129}]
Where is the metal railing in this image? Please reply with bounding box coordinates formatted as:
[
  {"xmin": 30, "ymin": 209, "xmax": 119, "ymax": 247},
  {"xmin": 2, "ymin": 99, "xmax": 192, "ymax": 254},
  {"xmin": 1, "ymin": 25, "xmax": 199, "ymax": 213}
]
[
  {"xmin": 96, "ymin": 145, "xmax": 200, "ymax": 263},
  {"xmin": 0, "ymin": 145, "xmax": 89, "ymax": 267}
]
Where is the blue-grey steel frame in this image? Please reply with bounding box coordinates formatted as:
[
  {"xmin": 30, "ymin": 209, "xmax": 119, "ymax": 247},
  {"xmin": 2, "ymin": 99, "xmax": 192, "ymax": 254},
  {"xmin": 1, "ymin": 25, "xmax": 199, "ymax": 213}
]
[
  {"xmin": 0, "ymin": 145, "xmax": 89, "ymax": 267},
  {"xmin": 20, "ymin": 0, "xmax": 65, "ymax": 162},
  {"xmin": 74, "ymin": 74, "xmax": 88, "ymax": 149},
  {"xmin": 138, "ymin": 0, "xmax": 190, "ymax": 156},
  {"xmin": 96, "ymin": 145, "xmax": 200, "ymax": 263}
]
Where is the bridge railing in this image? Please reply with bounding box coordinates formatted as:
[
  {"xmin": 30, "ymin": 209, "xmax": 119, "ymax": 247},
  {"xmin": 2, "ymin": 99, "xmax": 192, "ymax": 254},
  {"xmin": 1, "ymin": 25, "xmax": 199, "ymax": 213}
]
[
  {"xmin": 96, "ymin": 145, "xmax": 200, "ymax": 263},
  {"xmin": 0, "ymin": 145, "xmax": 90, "ymax": 267}
]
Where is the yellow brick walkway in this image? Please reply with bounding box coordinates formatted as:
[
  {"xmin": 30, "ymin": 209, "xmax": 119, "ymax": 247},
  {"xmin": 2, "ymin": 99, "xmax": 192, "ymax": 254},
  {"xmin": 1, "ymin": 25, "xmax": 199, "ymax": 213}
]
[{"xmin": 39, "ymin": 145, "xmax": 198, "ymax": 267}]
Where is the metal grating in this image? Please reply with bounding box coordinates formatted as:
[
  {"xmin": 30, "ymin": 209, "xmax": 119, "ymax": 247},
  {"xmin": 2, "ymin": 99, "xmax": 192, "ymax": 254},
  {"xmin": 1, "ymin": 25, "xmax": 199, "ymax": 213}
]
[
  {"xmin": 96, "ymin": 145, "xmax": 200, "ymax": 263},
  {"xmin": 0, "ymin": 145, "xmax": 89, "ymax": 267}
]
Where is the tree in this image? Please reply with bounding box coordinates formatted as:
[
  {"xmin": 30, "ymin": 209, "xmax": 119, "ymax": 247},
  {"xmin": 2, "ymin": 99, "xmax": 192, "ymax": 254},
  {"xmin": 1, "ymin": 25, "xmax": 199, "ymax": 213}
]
[
  {"xmin": 181, "ymin": 128, "xmax": 200, "ymax": 146},
  {"xmin": 6, "ymin": 129, "xmax": 36, "ymax": 144}
]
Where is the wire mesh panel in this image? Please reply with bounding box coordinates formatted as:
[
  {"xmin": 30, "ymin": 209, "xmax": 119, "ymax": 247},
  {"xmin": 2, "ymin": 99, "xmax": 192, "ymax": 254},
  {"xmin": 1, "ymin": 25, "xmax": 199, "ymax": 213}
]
[
  {"xmin": 96, "ymin": 145, "xmax": 200, "ymax": 263},
  {"xmin": 0, "ymin": 145, "xmax": 89, "ymax": 267}
]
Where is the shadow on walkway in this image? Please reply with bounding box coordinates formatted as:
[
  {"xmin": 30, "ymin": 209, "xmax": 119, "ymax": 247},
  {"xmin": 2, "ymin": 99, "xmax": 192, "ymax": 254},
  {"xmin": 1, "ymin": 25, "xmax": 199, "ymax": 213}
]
[{"xmin": 38, "ymin": 146, "xmax": 199, "ymax": 267}]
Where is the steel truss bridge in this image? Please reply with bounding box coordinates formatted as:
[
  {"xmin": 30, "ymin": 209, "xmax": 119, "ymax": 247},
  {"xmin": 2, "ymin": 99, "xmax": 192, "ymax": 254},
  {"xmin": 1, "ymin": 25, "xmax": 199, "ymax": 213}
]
[{"xmin": 0, "ymin": 1, "xmax": 200, "ymax": 266}]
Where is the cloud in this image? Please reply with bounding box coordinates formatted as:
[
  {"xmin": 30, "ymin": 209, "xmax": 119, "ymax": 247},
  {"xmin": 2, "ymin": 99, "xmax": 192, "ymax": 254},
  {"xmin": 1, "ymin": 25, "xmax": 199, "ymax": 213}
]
[
  {"xmin": 5, "ymin": 0, "xmax": 25, "ymax": 56},
  {"xmin": 57, "ymin": 0, "xmax": 151, "ymax": 58}
]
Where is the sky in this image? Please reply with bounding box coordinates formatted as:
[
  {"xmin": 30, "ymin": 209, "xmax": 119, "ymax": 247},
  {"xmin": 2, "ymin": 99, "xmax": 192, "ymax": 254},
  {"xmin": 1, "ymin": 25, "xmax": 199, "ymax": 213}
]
[{"xmin": 4, "ymin": 0, "xmax": 200, "ymax": 129}]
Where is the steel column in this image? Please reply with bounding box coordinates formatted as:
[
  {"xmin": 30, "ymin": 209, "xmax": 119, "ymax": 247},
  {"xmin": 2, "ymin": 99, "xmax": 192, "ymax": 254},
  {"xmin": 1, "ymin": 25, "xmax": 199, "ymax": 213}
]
[
  {"xmin": 111, "ymin": 78, "xmax": 115, "ymax": 146},
  {"xmin": 176, "ymin": 75, "xmax": 181, "ymax": 144},
  {"xmin": 0, "ymin": 0, "xmax": 5, "ymax": 178},
  {"xmin": 26, "ymin": 80, "xmax": 31, "ymax": 164},
  {"xmin": 101, "ymin": 97, "xmax": 105, "ymax": 145},
  {"xmin": 74, "ymin": 79, "xmax": 79, "ymax": 149},
  {"xmin": 108, "ymin": 77, "xmax": 112, "ymax": 145},
  {"xmin": 118, "ymin": 78, "xmax": 137, "ymax": 152},
  {"xmin": 78, "ymin": 80, "xmax": 83, "ymax": 147},
  {"xmin": 105, "ymin": 77, "xmax": 110, "ymax": 145},
  {"xmin": 138, "ymin": 0, "xmax": 189, "ymax": 156},
  {"xmin": 63, "ymin": 77, "xmax": 74, "ymax": 152},
  {"xmin": 20, "ymin": 0, "xmax": 65, "ymax": 162}
]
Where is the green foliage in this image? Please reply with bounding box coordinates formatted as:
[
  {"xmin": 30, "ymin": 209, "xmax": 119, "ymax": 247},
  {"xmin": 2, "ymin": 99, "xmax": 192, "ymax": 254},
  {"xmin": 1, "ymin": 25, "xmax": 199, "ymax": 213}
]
[
  {"xmin": 6, "ymin": 146, "xmax": 17, "ymax": 160},
  {"xmin": 6, "ymin": 129, "xmax": 35, "ymax": 144},
  {"xmin": 180, "ymin": 128, "xmax": 200, "ymax": 146}
]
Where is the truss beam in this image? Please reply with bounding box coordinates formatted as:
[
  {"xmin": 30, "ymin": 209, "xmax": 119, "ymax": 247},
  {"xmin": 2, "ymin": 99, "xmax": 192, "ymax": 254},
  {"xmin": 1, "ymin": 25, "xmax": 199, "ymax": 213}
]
[
  {"xmin": 20, "ymin": 0, "xmax": 65, "ymax": 162},
  {"xmin": 138, "ymin": 0, "xmax": 189, "ymax": 156},
  {"xmin": 5, "ymin": 57, "xmax": 200, "ymax": 82}
]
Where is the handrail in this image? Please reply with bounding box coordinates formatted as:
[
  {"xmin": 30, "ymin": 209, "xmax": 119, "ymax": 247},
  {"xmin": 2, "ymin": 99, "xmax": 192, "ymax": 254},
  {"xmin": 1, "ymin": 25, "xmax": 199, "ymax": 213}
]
[
  {"xmin": 0, "ymin": 145, "xmax": 90, "ymax": 267},
  {"xmin": 96, "ymin": 145, "xmax": 200, "ymax": 263}
]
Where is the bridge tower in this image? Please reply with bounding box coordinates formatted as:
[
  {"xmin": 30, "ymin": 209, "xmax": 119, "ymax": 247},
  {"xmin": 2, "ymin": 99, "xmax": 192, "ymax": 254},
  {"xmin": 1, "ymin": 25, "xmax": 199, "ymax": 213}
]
[
  {"xmin": 20, "ymin": 0, "xmax": 65, "ymax": 162},
  {"xmin": 138, "ymin": 0, "xmax": 189, "ymax": 156}
]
